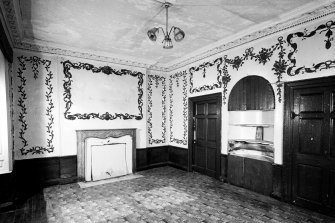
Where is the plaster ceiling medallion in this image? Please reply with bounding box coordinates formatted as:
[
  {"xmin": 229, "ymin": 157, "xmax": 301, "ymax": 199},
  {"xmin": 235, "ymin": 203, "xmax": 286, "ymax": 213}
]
[{"xmin": 0, "ymin": 0, "xmax": 334, "ymax": 71}]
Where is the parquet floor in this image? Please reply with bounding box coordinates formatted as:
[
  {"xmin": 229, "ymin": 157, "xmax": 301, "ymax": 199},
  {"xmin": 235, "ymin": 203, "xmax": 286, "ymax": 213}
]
[{"xmin": 1, "ymin": 166, "xmax": 334, "ymax": 222}]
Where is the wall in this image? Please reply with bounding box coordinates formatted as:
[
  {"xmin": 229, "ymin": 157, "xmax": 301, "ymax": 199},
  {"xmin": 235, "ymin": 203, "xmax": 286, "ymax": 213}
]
[
  {"xmin": 0, "ymin": 49, "xmax": 12, "ymax": 173},
  {"xmin": 12, "ymin": 50, "xmax": 148, "ymax": 160},
  {"xmin": 10, "ymin": 14, "xmax": 335, "ymax": 166},
  {"xmin": 168, "ymin": 70, "xmax": 188, "ymax": 148},
  {"xmin": 146, "ymin": 70, "xmax": 168, "ymax": 147},
  {"xmin": 167, "ymin": 15, "xmax": 335, "ymax": 164}
]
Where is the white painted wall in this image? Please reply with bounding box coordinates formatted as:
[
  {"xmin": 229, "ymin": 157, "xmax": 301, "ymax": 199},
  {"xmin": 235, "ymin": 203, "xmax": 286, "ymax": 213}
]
[
  {"xmin": 12, "ymin": 50, "xmax": 147, "ymax": 160},
  {"xmin": 0, "ymin": 50, "xmax": 12, "ymax": 173}
]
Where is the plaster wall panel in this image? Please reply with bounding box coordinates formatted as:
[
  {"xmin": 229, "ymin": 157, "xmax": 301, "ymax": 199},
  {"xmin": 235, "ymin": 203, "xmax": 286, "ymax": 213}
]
[
  {"xmin": 12, "ymin": 51, "xmax": 60, "ymax": 159},
  {"xmin": 12, "ymin": 50, "xmax": 147, "ymax": 159},
  {"xmin": 169, "ymin": 70, "xmax": 188, "ymax": 148},
  {"xmin": 147, "ymin": 73, "xmax": 167, "ymax": 146},
  {"xmin": 58, "ymin": 58, "xmax": 147, "ymax": 156}
]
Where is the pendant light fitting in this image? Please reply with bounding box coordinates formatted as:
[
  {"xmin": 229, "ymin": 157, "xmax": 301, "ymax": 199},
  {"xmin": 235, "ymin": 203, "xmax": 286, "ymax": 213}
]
[{"xmin": 147, "ymin": 2, "xmax": 185, "ymax": 49}]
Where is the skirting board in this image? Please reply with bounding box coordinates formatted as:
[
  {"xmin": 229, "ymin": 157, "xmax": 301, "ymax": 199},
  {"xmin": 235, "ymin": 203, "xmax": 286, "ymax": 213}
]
[{"xmin": 136, "ymin": 146, "xmax": 188, "ymax": 171}]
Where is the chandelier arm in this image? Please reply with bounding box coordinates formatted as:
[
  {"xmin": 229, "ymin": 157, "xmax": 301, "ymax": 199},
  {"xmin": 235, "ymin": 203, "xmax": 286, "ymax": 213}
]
[
  {"xmin": 168, "ymin": 26, "xmax": 175, "ymax": 37},
  {"xmin": 158, "ymin": 27, "xmax": 166, "ymax": 37}
]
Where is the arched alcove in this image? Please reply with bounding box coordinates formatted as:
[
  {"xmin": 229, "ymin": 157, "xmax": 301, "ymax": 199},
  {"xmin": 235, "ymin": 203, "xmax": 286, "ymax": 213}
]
[
  {"xmin": 227, "ymin": 75, "xmax": 275, "ymax": 160},
  {"xmin": 228, "ymin": 75, "xmax": 275, "ymax": 111},
  {"xmin": 227, "ymin": 76, "xmax": 275, "ymax": 195}
]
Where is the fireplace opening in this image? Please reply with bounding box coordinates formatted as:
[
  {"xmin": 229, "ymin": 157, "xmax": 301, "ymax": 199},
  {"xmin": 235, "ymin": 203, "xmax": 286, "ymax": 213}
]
[
  {"xmin": 91, "ymin": 143, "xmax": 127, "ymax": 181},
  {"xmin": 85, "ymin": 136, "xmax": 132, "ymax": 181},
  {"xmin": 76, "ymin": 129, "xmax": 136, "ymax": 182}
]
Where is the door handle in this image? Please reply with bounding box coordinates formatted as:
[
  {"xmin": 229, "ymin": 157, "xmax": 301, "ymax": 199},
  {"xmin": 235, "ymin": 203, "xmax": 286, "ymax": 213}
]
[
  {"xmin": 324, "ymin": 150, "xmax": 329, "ymax": 156},
  {"xmin": 290, "ymin": 111, "xmax": 301, "ymax": 119}
]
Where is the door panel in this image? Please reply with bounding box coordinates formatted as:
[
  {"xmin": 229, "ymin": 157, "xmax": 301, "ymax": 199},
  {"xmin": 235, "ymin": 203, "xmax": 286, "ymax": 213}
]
[
  {"xmin": 194, "ymin": 145, "xmax": 206, "ymax": 168},
  {"xmin": 207, "ymin": 146, "xmax": 216, "ymax": 172},
  {"xmin": 297, "ymin": 164, "xmax": 323, "ymax": 204},
  {"xmin": 196, "ymin": 118, "xmax": 206, "ymax": 141},
  {"xmin": 208, "ymin": 102, "xmax": 217, "ymax": 115},
  {"xmin": 300, "ymin": 93, "xmax": 324, "ymax": 112},
  {"xmin": 299, "ymin": 119, "xmax": 323, "ymax": 155},
  {"xmin": 192, "ymin": 95, "xmax": 221, "ymax": 178},
  {"xmin": 196, "ymin": 118, "xmax": 206, "ymax": 140},
  {"xmin": 207, "ymin": 118, "xmax": 216, "ymax": 142},
  {"xmin": 196, "ymin": 103, "xmax": 205, "ymax": 115}
]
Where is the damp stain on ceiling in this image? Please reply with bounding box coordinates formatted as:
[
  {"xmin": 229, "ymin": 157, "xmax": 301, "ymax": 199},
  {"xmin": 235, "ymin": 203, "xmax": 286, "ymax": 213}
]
[{"xmin": 18, "ymin": 0, "xmax": 317, "ymax": 66}]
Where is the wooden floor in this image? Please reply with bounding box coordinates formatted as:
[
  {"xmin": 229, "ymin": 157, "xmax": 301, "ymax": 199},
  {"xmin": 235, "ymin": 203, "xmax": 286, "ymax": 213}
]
[
  {"xmin": 0, "ymin": 190, "xmax": 47, "ymax": 223},
  {"xmin": 0, "ymin": 167, "xmax": 334, "ymax": 223}
]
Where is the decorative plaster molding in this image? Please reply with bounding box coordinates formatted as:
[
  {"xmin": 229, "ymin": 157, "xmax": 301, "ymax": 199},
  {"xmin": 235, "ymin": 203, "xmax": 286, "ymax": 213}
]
[
  {"xmin": 287, "ymin": 20, "xmax": 335, "ymax": 76},
  {"xmin": 189, "ymin": 57, "xmax": 223, "ymax": 94},
  {"xmin": 169, "ymin": 71, "xmax": 188, "ymax": 145},
  {"xmin": 147, "ymin": 75, "xmax": 167, "ymax": 145},
  {"xmin": 2, "ymin": 0, "xmax": 335, "ymax": 72},
  {"xmin": 17, "ymin": 41, "xmax": 161, "ymax": 71},
  {"xmin": 16, "ymin": 55, "xmax": 55, "ymax": 155},
  {"xmin": 1, "ymin": 0, "xmax": 20, "ymax": 46},
  {"xmin": 62, "ymin": 60, "xmax": 144, "ymax": 121}
]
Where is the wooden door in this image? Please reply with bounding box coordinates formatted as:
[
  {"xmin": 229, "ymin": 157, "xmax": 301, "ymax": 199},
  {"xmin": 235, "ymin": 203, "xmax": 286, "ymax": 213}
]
[
  {"xmin": 190, "ymin": 94, "xmax": 221, "ymax": 178},
  {"xmin": 285, "ymin": 77, "xmax": 335, "ymax": 216}
]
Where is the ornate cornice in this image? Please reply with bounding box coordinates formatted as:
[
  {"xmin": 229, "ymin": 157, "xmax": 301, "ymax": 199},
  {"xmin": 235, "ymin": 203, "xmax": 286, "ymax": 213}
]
[
  {"xmin": 1, "ymin": 0, "xmax": 21, "ymax": 46},
  {"xmin": 16, "ymin": 41, "xmax": 161, "ymax": 71},
  {"xmin": 2, "ymin": 0, "xmax": 335, "ymax": 72}
]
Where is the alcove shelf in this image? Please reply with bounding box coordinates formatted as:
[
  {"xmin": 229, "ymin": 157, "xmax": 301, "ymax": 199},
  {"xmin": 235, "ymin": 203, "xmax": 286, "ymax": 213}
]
[{"xmin": 229, "ymin": 124, "xmax": 274, "ymax": 128}]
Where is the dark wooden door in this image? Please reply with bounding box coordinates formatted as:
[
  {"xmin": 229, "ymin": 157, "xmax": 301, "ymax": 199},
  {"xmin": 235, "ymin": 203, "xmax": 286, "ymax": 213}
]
[
  {"xmin": 285, "ymin": 77, "xmax": 335, "ymax": 216},
  {"xmin": 191, "ymin": 94, "xmax": 221, "ymax": 178}
]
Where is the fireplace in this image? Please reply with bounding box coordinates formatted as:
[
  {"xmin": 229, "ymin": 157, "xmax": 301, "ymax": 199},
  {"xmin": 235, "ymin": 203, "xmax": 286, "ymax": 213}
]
[{"xmin": 76, "ymin": 129, "xmax": 136, "ymax": 181}]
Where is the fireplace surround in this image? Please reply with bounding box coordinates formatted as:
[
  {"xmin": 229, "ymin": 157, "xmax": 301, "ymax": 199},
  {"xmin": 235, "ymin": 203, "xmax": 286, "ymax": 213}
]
[{"xmin": 76, "ymin": 129, "xmax": 136, "ymax": 181}]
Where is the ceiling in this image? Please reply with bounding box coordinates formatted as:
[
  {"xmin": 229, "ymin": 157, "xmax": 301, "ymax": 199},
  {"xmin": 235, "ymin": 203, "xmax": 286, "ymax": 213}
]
[{"xmin": 6, "ymin": 0, "xmax": 332, "ymax": 68}]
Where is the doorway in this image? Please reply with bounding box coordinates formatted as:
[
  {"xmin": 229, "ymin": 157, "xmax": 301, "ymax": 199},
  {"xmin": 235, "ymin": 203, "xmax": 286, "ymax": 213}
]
[
  {"xmin": 284, "ymin": 76, "xmax": 335, "ymax": 216},
  {"xmin": 188, "ymin": 93, "xmax": 221, "ymax": 179}
]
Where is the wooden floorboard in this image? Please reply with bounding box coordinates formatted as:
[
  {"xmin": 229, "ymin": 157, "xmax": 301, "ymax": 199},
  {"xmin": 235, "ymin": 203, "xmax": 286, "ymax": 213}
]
[
  {"xmin": 0, "ymin": 167, "xmax": 334, "ymax": 222},
  {"xmin": 0, "ymin": 190, "xmax": 47, "ymax": 223}
]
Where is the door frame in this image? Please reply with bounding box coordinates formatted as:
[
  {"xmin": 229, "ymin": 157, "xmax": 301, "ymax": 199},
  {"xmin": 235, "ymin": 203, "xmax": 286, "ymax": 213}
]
[
  {"xmin": 188, "ymin": 92, "xmax": 222, "ymax": 179},
  {"xmin": 282, "ymin": 76, "xmax": 335, "ymax": 203}
]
